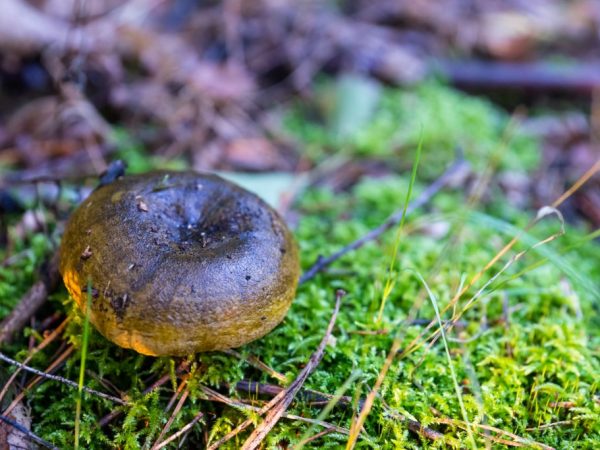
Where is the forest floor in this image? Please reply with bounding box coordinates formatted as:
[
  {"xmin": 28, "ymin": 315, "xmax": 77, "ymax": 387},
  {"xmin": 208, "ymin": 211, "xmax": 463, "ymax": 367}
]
[{"xmin": 0, "ymin": 1, "xmax": 599, "ymax": 449}]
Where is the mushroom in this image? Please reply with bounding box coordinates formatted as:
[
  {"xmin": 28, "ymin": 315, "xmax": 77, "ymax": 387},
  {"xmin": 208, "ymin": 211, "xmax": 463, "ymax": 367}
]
[{"xmin": 59, "ymin": 171, "xmax": 300, "ymax": 356}]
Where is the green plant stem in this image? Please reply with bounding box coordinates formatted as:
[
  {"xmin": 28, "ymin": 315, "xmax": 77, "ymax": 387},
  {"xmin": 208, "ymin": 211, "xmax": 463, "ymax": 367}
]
[{"xmin": 75, "ymin": 280, "xmax": 93, "ymax": 450}]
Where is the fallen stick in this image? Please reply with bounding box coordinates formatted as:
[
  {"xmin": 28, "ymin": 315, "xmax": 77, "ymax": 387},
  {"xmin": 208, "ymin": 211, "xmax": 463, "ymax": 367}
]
[
  {"xmin": 0, "ymin": 351, "xmax": 128, "ymax": 406},
  {"xmin": 436, "ymin": 59, "xmax": 600, "ymax": 94},
  {"xmin": 300, "ymin": 157, "xmax": 468, "ymax": 284}
]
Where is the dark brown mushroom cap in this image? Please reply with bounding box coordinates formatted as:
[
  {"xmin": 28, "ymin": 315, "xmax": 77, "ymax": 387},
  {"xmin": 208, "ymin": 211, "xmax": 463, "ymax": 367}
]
[{"xmin": 60, "ymin": 171, "xmax": 300, "ymax": 356}]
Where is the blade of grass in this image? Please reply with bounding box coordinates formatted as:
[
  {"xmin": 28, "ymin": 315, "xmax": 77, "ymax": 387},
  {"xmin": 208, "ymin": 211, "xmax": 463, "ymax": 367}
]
[
  {"xmin": 496, "ymin": 227, "xmax": 600, "ymax": 290},
  {"xmin": 398, "ymin": 158, "xmax": 599, "ymax": 361},
  {"xmin": 414, "ymin": 206, "xmax": 567, "ymax": 365},
  {"xmin": 468, "ymin": 211, "xmax": 600, "ymax": 300},
  {"xmin": 74, "ymin": 280, "xmax": 93, "ymax": 450},
  {"xmin": 346, "ymin": 203, "xmax": 569, "ymax": 449},
  {"xmin": 376, "ymin": 134, "xmax": 423, "ymax": 323},
  {"xmin": 412, "ymin": 269, "xmax": 477, "ymax": 449}
]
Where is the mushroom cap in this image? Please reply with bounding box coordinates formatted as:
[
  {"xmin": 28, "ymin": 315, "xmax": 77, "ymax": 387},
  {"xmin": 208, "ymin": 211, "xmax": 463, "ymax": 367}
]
[{"xmin": 59, "ymin": 171, "xmax": 300, "ymax": 356}]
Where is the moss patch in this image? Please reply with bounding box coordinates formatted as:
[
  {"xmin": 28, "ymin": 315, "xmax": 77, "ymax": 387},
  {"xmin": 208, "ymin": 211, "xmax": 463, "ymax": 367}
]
[{"xmin": 0, "ymin": 82, "xmax": 598, "ymax": 449}]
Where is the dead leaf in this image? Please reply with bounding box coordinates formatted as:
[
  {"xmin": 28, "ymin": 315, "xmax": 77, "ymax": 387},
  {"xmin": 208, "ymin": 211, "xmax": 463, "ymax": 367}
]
[{"xmin": 226, "ymin": 138, "xmax": 284, "ymax": 171}]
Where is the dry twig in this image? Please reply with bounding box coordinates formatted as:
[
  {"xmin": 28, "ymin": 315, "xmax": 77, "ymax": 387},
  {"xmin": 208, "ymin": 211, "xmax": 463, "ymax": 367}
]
[
  {"xmin": 300, "ymin": 157, "xmax": 468, "ymax": 283},
  {"xmin": 0, "ymin": 317, "xmax": 70, "ymax": 405},
  {"xmin": 240, "ymin": 289, "xmax": 345, "ymax": 450},
  {"xmin": 152, "ymin": 410, "xmax": 204, "ymax": 450},
  {"xmin": 0, "ymin": 351, "xmax": 128, "ymax": 406},
  {"xmin": 201, "ymin": 384, "xmax": 349, "ymax": 448}
]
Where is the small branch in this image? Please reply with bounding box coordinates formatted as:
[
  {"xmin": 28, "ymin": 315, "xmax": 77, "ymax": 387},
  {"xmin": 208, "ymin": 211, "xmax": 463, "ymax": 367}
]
[
  {"xmin": 150, "ymin": 387, "xmax": 190, "ymax": 450},
  {"xmin": 382, "ymin": 400, "xmax": 444, "ymax": 442},
  {"xmin": 294, "ymin": 427, "xmax": 337, "ymax": 447},
  {"xmin": 300, "ymin": 158, "xmax": 468, "ymax": 284},
  {"xmin": 240, "ymin": 289, "xmax": 345, "ymax": 450},
  {"xmin": 406, "ymin": 419, "xmax": 444, "ymax": 441},
  {"xmin": 0, "ymin": 352, "xmax": 128, "ymax": 406},
  {"xmin": 435, "ymin": 417, "xmax": 555, "ymax": 450},
  {"xmin": 98, "ymin": 361, "xmax": 191, "ymax": 428},
  {"xmin": 0, "ymin": 252, "xmax": 60, "ymax": 344},
  {"xmin": 203, "ymin": 384, "xmax": 350, "ymax": 449},
  {"xmin": 0, "ymin": 414, "xmax": 60, "ymax": 450},
  {"xmin": 152, "ymin": 410, "xmax": 204, "ymax": 450},
  {"xmin": 223, "ymin": 349, "xmax": 289, "ymax": 383},
  {"xmin": 436, "ymin": 59, "xmax": 600, "ymax": 95},
  {"xmin": 233, "ymin": 380, "xmax": 356, "ymax": 408},
  {"xmin": 0, "ymin": 317, "xmax": 70, "ymax": 405}
]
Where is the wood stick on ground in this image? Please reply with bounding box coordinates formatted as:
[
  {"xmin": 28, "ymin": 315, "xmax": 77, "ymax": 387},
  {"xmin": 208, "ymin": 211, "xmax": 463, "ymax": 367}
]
[
  {"xmin": 150, "ymin": 387, "xmax": 190, "ymax": 450},
  {"xmin": 0, "ymin": 317, "xmax": 70, "ymax": 405},
  {"xmin": 233, "ymin": 380, "xmax": 355, "ymax": 408},
  {"xmin": 294, "ymin": 427, "xmax": 338, "ymax": 447},
  {"xmin": 435, "ymin": 417, "xmax": 555, "ymax": 450},
  {"xmin": 223, "ymin": 349, "xmax": 289, "ymax": 383},
  {"xmin": 0, "ymin": 351, "xmax": 128, "ymax": 406},
  {"xmin": 436, "ymin": 59, "xmax": 600, "ymax": 94},
  {"xmin": 299, "ymin": 158, "xmax": 468, "ymax": 284},
  {"xmin": 152, "ymin": 410, "xmax": 204, "ymax": 450},
  {"xmin": 240, "ymin": 289, "xmax": 345, "ymax": 450},
  {"xmin": 3, "ymin": 345, "xmax": 75, "ymax": 417},
  {"xmin": 206, "ymin": 377, "xmax": 355, "ymax": 450},
  {"xmin": 0, "ymin": 252, "xmax": 60, "ymax": 344},
  {"xmin": 406, "ymin": 420, "xmax": 444, "ymax": 442},
  {"xmin": 201, "ymin": 384, "xmax": 350, "ymax": 448}
]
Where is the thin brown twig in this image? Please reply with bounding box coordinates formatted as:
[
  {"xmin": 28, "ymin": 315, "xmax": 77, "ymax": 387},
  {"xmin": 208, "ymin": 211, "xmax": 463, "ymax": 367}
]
[
  {"xmin": 525, "ymin": 420, "xmax": 572, "ymax": 431},
  {"xmin": 299, "ymin": 157, "xmax": 468, "ymax": 284},
  {"xmin": 0, "ymin": 351, "xmax": 128, "ymax": 406},
  {"xmin": 153, "ymin": 410, "xmax": 204, "ymax": 450},
  {"xmin": 223, "ymin": 349, "xmax": 289, "ymax": 384},
  {"xmin": 3, "ymin": 345, "xmax": 75, "ymax": 416},
  {"xmin": 148, "ymin": 370, "xmax": 193, "ymax": 450},
  {"xmin": 240, "ymin": 289, "xmax": 345, "ymax": 450},
  {"xmin": 98, "ymin": 361, "xmax": 191, "ymax": 428},
  {"xmin": 0, "ymin": 317, "xmax": 70, "ymax": 405},
  {"xmin": 204, "ymin": 379, "xmax": 288, "ymax": 449},
  {"xmin": 435, "ymin": 417, "xmax": 555, "ymax": 450},
  {"xmin": 233, "ymin": 380, "xmax": 355, "ymax": 409},
  {"xmin": 200, "ymin": 384, "xmax": 350, "ymax": 441},
  {"xmin": 294, "ymin": 427, "xmax": 338, "ymax": 447},
  {"xmin": 382, "ymin": 402, "xmax": 444, "ymax": 442},
  {"xmin": 165, "ymin": 373, "xmax": 191, "ymax": 413},
  {"xmin": 151, "ymin": 387, "xmax": 190, "ymax": 450}
]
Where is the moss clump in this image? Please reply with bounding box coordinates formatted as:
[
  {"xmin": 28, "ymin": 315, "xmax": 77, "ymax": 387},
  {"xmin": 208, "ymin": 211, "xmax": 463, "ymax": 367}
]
[
  {"xmin": 284, "ymin": 79, "xmax": 539, "ymax": 174},
  {"xmin": 0, "ymin": 82, "xmax": 598, "ymax": 448}
]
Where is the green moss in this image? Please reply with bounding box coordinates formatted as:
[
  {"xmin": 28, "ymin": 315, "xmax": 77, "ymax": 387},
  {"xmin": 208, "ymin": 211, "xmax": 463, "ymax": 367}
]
[
  {"xmin": 0, "ymin": 232, "xmax": 52, "ymax": 317},
  {"xmin": 284, "ymin": 79, "xmax": 539, "ymax": 174},
  {"xmin": 0, "ymin": 83, "xmax": 598, "ymax": 448}
]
